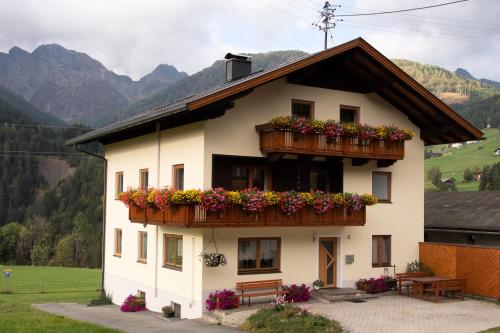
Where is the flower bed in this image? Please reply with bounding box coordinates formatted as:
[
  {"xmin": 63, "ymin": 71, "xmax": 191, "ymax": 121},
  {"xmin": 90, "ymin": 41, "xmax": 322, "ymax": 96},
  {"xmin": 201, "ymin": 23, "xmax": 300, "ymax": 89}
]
[
  {"xmin": 284, "ymin": 284, "xmax": 311, "ymax": 303},
  {"xmin": 355, "ymin": 275, "xmax": 396, "ymax": 294},
  {"xmin": 206, "ymin": 289, "xmax": 239, "ymax": 311},
  {"xmin": 120, "ymin": 294, "xmax": 146, "ymax": 312}
]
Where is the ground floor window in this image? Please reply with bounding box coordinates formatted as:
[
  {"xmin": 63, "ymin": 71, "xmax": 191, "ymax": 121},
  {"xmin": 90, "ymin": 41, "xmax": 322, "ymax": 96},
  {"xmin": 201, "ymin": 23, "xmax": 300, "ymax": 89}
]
[
  {"xmin": 238, "ymin": 237, "xmax": 280, "ymax": 274},
  {"xmin": 114, "ymin": 228, "xmax": 122, "ymax": 257},
  {"xmin": 138, "ymin": 231, "xmax": 147, "ymax": 263},
  {"xmin": 372, "ymin": 235, "xmax": 391, "ymax": 267},
  {"xmin": 163, "ymin": 234, "xmax": 183, "ymax": 270}
]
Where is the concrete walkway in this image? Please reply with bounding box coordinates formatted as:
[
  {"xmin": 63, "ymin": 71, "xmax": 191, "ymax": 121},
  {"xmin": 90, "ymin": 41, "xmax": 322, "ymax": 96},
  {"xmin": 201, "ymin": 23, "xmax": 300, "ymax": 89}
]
[
  {"xmin": 34, "ymin": 303, "xmax": 242, "ymax": 333},
  {"xmin": 220, "ymin": 296, "xmax": 500, "ymax": 333}
]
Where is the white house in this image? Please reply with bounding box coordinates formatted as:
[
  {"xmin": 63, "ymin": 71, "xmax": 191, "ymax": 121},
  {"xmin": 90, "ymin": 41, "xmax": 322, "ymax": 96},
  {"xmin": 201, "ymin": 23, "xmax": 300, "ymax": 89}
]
[{"xmin": 67, "ymin": 38, "xmax": 482, "ymax": 319}]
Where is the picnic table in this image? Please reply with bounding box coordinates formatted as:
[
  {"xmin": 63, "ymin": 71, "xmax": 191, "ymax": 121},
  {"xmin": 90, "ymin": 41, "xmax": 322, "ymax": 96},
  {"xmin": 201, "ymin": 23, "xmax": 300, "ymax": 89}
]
[{"xmin": 410, "ymin": 276, "xmax": 465, "ymax": 302}]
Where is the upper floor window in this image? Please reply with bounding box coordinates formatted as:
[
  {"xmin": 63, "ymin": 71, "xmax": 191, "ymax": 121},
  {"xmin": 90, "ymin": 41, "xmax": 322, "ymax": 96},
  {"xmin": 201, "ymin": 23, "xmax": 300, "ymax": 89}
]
[
  {"xmin": 372, "ymin": 235, "xmax": 391, "ymax": 267},
  {"xmin": 340, "ymin": 105, "xmax": 359, "ymax": 123},
  {"xmin": 139, "ymin": 169, "xmax": 149, "ymax": 189},
  {"xmin": 310, "ymin": 169, "xmax": 330, "ymax": 192},
  {"xmin": 163, "ymin": 234, "xmax": 183, "ymax": 271},
  {"xmin": 173, "ymin": 164, "xmax": 184, "ymax": 190},
  {"xmin": 138, "ymin": 231, "xmax": 147, "ymax": 263},
  {"xmin": 238, "ymin": 237, "xmax": 281, "ymax": 274},
  {"xmin": 114, "ymin": 228, "xmax": 122, "ymax": 257},
  {"xmin": 291, "ymin": 99, "xmax": 314, "ymax": 119},
  {"xmin": 115, "ymin": 172, "xmax": 124, "ymax": 199},
  {"xmin": 232, "ymin": 166, "xmax": 270, "ymax": 191},
  {"xmin": 372, "ymin": 171, "xmax": 391, "ymax": 203}
]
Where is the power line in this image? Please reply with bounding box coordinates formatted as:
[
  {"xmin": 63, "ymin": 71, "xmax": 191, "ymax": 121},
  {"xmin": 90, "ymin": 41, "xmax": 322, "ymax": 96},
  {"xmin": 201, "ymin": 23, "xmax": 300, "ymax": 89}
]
[
  {"xmin": 1, "ymin": 123, "xmax": 92, "ymax": 130},
  {"xmin": 316, "ymin": 1, "xmax": 341, "ymax": 49},
  {"xmin": 336, "ymin": 0, "xmax": 469, "ymax": 17}
]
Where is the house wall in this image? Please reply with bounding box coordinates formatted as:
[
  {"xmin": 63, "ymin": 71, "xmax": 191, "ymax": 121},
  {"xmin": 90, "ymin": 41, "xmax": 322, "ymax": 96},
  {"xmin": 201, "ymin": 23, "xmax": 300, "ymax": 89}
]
[
  {"xmin": 202, "ymin": 78, "xmax": 424, "ymax": 293},
  {"xmin": 104, "ymin": 123, "xmax": 205, "ymax": 318}
]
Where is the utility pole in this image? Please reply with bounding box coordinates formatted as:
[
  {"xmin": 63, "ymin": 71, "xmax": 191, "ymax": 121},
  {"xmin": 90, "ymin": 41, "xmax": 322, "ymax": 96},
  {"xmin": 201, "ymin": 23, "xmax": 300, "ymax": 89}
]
[{"xmin": 318, "ymin": 1, "xmax": 341, "ymax": 49}]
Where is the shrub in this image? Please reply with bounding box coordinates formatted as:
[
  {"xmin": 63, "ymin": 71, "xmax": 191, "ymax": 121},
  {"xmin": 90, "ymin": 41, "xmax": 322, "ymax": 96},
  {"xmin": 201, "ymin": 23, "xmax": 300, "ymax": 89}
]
[
  {"xmin": 88, "ymin": 291, "xmax": 113, "ymax": 306},
  {"xmin": 406, "ymin": 260, "xmax": 433, "ymax": 274},
  {"xmin": 355, "ymin": 276, "xmax": 389, "ymax": 294},
  {"xmin": 206, "ymin": 289, "xmax": 239, "ymax": 311},
  {"xmin": 120, "ymin": 294, "xmax": 146, "ymax": 312},
  {"xmin": 284, "ymin": 283, "xmax": 311, "ymax": 303}
]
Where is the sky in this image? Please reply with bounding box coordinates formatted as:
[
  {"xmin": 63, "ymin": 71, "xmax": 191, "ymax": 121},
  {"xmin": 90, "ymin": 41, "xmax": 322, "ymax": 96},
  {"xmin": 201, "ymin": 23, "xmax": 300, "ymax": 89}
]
[{"xmin": 0, "ymin": 0, "xmax": 499, "ymax": 81}]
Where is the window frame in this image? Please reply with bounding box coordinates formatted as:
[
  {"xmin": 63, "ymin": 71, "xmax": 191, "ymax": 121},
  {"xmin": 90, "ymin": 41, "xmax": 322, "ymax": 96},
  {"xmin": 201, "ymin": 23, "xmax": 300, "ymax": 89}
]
[
  {"xmin": 372, "ymin": 235, "xmax": 391, "ymax": 267},
  {"xmin": 237, "ymin": 237, "xmax": 281, "ymax": 275},
  {"xmin": 291, "ymin": 99, "xmax": 315, "ymax": 119},
  {"xmin": 231, "ymin": 165, "xmax": 272, "ymax": 191},
  {"xmin": 339, "ymin": 104, "xmax": 360, "ymax": 124},
  {"xmin": 172, "ymin": 164, "xmax": 184, "ymax": 190},
  {"xmin": 114, "ymin": 228, "xmax": 122, "ymax": 257},
  {"xmin": 139, "ymin": 168, "xmax": 149, "ymax": 189},
  {"xmin": 138, "ymin": 231, "xmax": 147, "ymax": 263},
  {"xmin": 115, "ymin": 172, "xmax": 124, "ymax": 199},
  {"xmin": 372, "ymin": 171, "xmax": 392, "ymax": 203},
  {"xmin": 163, "ymin": 234, "xmax": 183, "ymax": 271}
]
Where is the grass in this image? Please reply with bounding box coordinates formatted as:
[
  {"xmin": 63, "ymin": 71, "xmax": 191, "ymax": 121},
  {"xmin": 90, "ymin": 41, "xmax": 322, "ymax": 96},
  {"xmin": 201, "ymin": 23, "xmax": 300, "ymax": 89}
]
[
  {"xmin": 0, "ymin": 265, "xmax": 120, "ymax": 333},
  {"xmin": 424, "ymin": 128, "xmax": 500, "ymax": 191},
  {"xmin": 242, "ymin": 304, "xmax": 343, "ymax": 333},
  {"xmin": 481, "ymin": 327, "xmax": 500, "ymax": 333}
]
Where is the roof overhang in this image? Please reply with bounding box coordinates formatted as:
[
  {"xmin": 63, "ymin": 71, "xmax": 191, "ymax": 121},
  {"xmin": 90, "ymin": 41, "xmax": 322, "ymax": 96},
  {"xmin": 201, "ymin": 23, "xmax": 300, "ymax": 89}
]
[{"xmin": 67, "ymin": 37, "xmax": 483, "ymax": 146}]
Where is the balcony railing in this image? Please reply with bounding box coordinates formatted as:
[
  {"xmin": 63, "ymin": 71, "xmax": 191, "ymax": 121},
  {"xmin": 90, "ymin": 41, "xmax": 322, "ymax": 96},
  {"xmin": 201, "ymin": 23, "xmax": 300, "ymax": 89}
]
[
  {"xmin": 256, "ymin": 124, "xmax": 405, "ymax": 160},
  {"xmin": 129, "ymin": 205, "xmax": 366, "ymax": 228}
]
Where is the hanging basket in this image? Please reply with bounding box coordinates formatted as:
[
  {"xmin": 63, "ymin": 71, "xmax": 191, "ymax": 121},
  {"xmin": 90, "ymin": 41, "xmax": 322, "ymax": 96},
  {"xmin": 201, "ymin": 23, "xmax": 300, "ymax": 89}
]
[{"xmin": 200, "ymin": 253, "xmax": 227, "ymax": 267}]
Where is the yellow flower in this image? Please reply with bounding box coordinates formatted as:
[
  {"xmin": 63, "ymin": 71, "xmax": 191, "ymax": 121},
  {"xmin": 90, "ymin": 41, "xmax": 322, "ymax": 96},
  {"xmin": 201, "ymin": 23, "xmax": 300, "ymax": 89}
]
[
  {"xmin": 403, "ymin": 129, "xmax": 415, "ymax": 140},
  {"xmin": 263, "ymin": 191, "xmax": 279, "ymax": 206},
  {"xmin": 361, "ymin": 194, "xmax": 378, "ymax": 206},
  {"xmin": 226, "ymin": 191, "xmax": 242, "ymax": 205},
  {"xmin": 300, "ymin": 192, "xmax": 313, "ymax": 205}
]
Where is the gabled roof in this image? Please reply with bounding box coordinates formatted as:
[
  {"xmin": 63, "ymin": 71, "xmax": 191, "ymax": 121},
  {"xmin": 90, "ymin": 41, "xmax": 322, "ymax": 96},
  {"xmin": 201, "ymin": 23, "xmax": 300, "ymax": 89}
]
[
  {"xmin": 425, "ymin": 191, "xmax": 500, "ymax": 231},
  {"xmin": 67, "ymin": 37, "xmax": 483, "ymax": 146}
]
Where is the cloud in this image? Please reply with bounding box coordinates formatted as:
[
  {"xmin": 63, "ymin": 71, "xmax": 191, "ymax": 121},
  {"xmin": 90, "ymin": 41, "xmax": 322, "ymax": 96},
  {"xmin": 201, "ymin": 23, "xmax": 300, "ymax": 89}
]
[{"xmin": 0, "ymin": 0, "xmax": 498, "ymax": 81}]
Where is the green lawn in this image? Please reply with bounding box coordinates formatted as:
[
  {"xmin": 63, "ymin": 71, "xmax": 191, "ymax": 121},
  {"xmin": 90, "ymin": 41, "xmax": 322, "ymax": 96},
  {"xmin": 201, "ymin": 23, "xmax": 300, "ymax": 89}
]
[
  {"xmin": 425, "ymin": 128, "xmax": 500, "ymax": 191},
  {"xmin": 0, "ymin": 265, "xmax": 119, "ymax": 333}
]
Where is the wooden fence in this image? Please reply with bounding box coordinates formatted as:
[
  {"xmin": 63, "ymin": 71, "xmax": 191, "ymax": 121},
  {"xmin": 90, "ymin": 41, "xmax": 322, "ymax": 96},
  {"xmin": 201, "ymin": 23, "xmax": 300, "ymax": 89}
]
[{"xmin": 419, "ymin": 242, "xmax": 500, "ymax": 299}]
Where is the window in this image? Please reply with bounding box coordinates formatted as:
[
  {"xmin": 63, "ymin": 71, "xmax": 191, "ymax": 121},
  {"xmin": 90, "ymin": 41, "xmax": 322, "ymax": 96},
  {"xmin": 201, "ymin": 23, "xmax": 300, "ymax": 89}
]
[
  {"xmin": 238, "ymin": 238, "xmax": 280, "ymax": 274},
  {"xmin": 372, "ymin": 172, "xmax": 391, "ymax": 203},
  {"xmin": 115, "ymin": 172, "xmax": 124, "ymax": 199},
  {"xmin": 309, "ymin": 169, "xmax": 329, "ymax": 192},
  {"xmin": 114, "ymin": 229, "xmax": 122, "ymax": 257},
  {"xmin": 372, "ymin": 235, "xmax": 391, "ymax": 267},
  {"xmin": 172, "ymin": 164, "xmax": 184, "ymax": 190},
  {"xmin": 163, "ymin": 234, "xmax": 183, "ymax": 270},
  {"xmin": 139, "ymin": 169, "xmax": 149, "ymax": 189},
  {"xmin": 340, "ymin": 105, "xmax": 359, "ymax": 123},
  {"xmin": 138, "ymin": 231, "xmax": 147, "ymax": 263},
  {"xmin": 291, "ymin": 99, "xmax": 314, "ymax": 119},
  {"xmin": 232, "ymin": 166, "xmax": 270, "ymax": 191}
]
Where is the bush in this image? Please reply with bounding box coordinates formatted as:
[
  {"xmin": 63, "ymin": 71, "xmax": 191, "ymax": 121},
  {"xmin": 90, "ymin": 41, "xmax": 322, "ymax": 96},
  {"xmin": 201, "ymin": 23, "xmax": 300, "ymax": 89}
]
[
  {"xmin": 120, "ymin": 294, "xmax": 146, "ymax": 312},
  {"xmin": 406, "ymin": 260, "xmax": 433, "ymax": 274},
  {"xmin": 284, "ymin": 284, "xmax": 311, "ymax": 303},
  {"xmin": 463, "ymin": 168, "xmax": 474, "ymax": 182},
  {"xmin": 88, "ymin": 291, "xmax": 113, "ymax": 306},
  {"xmin": 243, "ymin": 304, "xmax": 343, "ymax": 333},
  {"xmin": 355, "ymin": 276, "xmax": 390, "ymax": 294},
  {"xmin": 206, "ymin": 289, "xmax": 239, "ymax": 311}
]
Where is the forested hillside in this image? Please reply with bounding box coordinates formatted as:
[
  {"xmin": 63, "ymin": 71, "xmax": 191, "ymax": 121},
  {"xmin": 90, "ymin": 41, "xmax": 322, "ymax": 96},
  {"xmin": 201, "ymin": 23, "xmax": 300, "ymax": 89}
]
[
  {"xmin": 453, "ymin": 94, "xmax": 500, "ymax": 129},
  {"xmin": 0, "ymin": 88, "xmax": 103, "ymax": 267}
]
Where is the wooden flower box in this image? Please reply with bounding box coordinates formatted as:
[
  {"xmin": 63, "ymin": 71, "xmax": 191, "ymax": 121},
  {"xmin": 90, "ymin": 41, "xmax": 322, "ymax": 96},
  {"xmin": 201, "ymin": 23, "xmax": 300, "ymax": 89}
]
[{"xmin": 129, "ymin": 207, "xmax": 146, "ymax": 223}]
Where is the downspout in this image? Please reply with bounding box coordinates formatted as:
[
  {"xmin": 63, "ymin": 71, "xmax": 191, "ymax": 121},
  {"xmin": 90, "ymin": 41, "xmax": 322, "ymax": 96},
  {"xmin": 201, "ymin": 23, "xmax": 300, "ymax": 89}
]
[
  {"xmin": 155, "ymin": 122, "xmax": 161, "ymax": 297},
  {"xmin": 74, "ymin": 144, "xmax": 107, "ymax": 296}
]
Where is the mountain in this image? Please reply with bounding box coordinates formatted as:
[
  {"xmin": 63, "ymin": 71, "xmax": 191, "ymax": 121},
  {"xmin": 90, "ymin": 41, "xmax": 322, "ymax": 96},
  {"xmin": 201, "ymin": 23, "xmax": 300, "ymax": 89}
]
[
  {"xmin": 101, "ymin": 50, "xmax": 309, "ymax": 124},
  {"xmin": 0, "ymin": 44, "xmax": 187, "ymax": 125},
  {"xmin": 453, "ymin": 94, "xmax": 500, "ymax": 129},
  {"xmin": 393, "ymin": 60, "xmax": 500, "ymax": 105},
  {"xmin": 0, "ymin": 84, "xmax": 65, "ymax": 126},
  {"xmin": 479, "ymin": 78, "xmax": 500, "ymax": 89},
  {"xmin": 454, "ymin": 68, "xmax": 500, "ymax": 90}
]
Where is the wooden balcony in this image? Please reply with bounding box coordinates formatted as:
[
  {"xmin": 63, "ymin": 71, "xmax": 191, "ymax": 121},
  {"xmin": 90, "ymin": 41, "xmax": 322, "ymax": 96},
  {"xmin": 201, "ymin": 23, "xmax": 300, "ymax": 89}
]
[
  {"xmin": 129, "ymin": 205, "xmax": 366, "ymax": 228},
  {"xmin": 256, "ymin": 124, "xmax": 405, "ymax": 161}
]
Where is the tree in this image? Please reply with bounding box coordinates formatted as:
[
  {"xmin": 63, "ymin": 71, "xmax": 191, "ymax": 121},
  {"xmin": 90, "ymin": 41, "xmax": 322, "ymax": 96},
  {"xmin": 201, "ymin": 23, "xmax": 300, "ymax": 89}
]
[
  {"xmin": 480, "ymin": 163, "xmax": 500, "ymax": 190},
  {"xmin": 463, "ymin": 168, "xmax": 474, "ymax": 182},
  {"xmin": 30, "ymin": 243, "xmax": 51, "ymax": 266},
  {"xmin": 427, "ymin": 167, "xmax": 442, "ymax": 187}
]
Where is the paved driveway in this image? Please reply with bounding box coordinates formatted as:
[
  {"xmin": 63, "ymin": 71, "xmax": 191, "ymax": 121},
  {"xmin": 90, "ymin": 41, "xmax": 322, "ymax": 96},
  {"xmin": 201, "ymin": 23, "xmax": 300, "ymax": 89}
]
[
  {"xmin": 222, "ymin": 295, "xmax": 500, "ymax": 333},
  {"xmin": 34, "ymin": 303, "xmax": 242, "ymax": 333}
]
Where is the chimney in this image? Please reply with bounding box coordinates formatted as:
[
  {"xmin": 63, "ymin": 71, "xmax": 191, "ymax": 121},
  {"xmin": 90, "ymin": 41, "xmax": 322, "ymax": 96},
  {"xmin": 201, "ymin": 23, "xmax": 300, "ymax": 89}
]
[{"xmin": 224, "ymin": 53, "xmax": 252, "ymax": 82}]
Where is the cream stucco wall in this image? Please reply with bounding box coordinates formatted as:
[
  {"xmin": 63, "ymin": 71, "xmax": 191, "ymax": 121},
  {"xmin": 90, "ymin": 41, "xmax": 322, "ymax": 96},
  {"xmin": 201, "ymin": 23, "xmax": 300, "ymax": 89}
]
[{"xmin": 103, "ymin": 77, "xmax": 424, "ymax": 318}]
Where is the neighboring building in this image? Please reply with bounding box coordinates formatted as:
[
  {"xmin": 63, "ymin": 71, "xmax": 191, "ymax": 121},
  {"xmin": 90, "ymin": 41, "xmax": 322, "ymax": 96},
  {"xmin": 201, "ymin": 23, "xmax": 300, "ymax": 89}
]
[
  {"xmin": 451, "ymin": 142, "xmax": 464, "ymax": 148},
  {"xmin": 67, "ymin": 38, "xmax": 482, "ymax": 318},
  {"xmin": 495, "ymin": 148, "xmax": 500, "ymax": 155},
  {"xmin": 425, "ymin": 191, "xmax": 500, "ymax": 247}
]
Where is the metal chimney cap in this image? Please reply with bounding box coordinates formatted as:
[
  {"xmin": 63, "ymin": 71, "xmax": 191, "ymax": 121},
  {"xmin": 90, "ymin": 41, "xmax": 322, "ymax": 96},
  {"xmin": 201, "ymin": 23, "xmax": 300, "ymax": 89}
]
[{"xmin": 224, "ymin": 53, "xmax": 251, "ymax": 62}]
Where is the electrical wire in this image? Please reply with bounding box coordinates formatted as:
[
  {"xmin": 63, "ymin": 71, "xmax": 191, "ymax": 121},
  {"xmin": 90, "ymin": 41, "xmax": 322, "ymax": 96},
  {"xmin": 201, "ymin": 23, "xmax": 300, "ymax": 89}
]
[
  {"xmin": 336, "ymin": 0, "xmax": 469, "ymax": 17},
  {"xmin": 1, "ymin": 123, "xmax": 92, "ymax": 130}
]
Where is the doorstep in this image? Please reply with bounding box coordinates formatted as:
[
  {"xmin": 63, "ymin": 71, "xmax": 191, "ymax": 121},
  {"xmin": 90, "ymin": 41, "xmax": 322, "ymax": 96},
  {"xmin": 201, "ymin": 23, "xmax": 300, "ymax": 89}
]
[{"xmin": 312, "ymin": 287, "xmax": 381, "ymax": 303}]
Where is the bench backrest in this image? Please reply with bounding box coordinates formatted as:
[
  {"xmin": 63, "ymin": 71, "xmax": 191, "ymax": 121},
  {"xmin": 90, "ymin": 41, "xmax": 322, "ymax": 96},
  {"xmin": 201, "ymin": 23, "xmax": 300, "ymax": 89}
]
[
  {"xmin": 236, "ymin": 279, "xmax": 283, "ymax": 291},
  {"xmin": 436, "ymin": 279, "xmax": 464, "ymax": 289},
  {"xmin": 396, "ymin": 272, "xmax": 431, "ymax": 282}
]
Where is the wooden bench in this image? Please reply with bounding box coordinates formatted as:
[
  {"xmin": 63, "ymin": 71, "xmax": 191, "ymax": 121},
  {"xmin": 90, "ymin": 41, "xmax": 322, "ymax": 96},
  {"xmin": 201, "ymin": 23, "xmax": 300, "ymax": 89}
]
[
  {"xmin": 396, "ymin": 272, "xmax": 431, "ymax": 296},
  {"xmin": 236, "ymin": 279, "xmax": 288, "ymax": 306},
  {"xmin": 424, "ymin": 278, "xmax": 465, "ymax": 303}
]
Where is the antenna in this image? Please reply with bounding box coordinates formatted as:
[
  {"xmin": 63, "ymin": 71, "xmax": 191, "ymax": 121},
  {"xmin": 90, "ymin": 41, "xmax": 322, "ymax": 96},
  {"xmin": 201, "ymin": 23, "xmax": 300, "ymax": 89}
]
[{"xmin": 317, "ymin": 1, "xmax": 342, "ymax": 49}]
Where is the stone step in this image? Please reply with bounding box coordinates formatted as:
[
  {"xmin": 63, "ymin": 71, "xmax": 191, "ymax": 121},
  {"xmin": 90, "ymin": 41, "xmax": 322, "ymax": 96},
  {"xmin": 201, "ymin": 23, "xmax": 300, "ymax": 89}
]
[{"xmin": 311, "ymin": 288, "xmax": 379, "ymax": 303}]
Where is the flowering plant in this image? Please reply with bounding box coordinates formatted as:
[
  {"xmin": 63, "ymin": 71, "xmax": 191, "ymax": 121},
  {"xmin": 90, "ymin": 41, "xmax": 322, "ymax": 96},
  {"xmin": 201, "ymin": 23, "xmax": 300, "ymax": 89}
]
[
  {"xmin": 169, "ymin": 189, "xmax": 203, "ymax": 205},
  {"xmin": 323, "ymin": 120, "xmax": 343, "ymax": 142},
  {"xmin": 290, "ymin": 116, "xmax": 311, "ymax": 135},
  {"xmin": 199, "ymin": 252, "xmax": 227, "ymax": 267},
  {"xmin": 226, "ymin": 191, "xmax": 242, "ymax": 205},
  {"xmin": 270, "ymin": 116, "xmax": 291, "ymax": 131},
  {"xmin": 120, "ymin": 294, "xmax": 146, "ymax": 312},
  {"xmin": 284, "ymin": 283, "xmax": 311, "ymax": 303},
  {"xmin": 310, "ymin": 119, "xmax": 325, "ymax": 133},
  {"xmin": 361, "ymin": 193, "xmax": 378, "ymax": 206},
  {"xmin": 271, "ymin": 294, "xmax": 288, "ymax": 311},
  {"xmin": 343, "ymin": 193, "xmax": 363, "ymax": 212},
  {"xmin": 131, "ymin": 188, "xmax": 148, "ymax": 209},
  {"xmin": 206, "ymin": 289, "xmax": 239, "ymax": 311},
  {"xmin": 358, "ymin": 124, "xmax": 377, "ymax": 141},
  {"xmin": 118, "ymin": 188, "xmax": 134, "ymax": 207},
  {"xmin": 239, "ymin": 188, "xmax": 266, "ymax": 213},
  {"xmin": 263, "ymin": 191, "xmax": 280, "ymax": 206},
  {"xmin": 309, "ymin": 191, "xmax": 331, "ymax": 214},
  {"xmin": 279, "ymin": 191, "xmax": 305, "ymax": 216},
  {"xmin": 355, "ymin": 275, "xmax": 390, "ymax": 294},
  {"xmin": 153, "ymin": 188, "xmax": 173, "ymax": 211},
  {"xmin": 201, "ymin": 188, "xmax": 227, "ymax": 212}
]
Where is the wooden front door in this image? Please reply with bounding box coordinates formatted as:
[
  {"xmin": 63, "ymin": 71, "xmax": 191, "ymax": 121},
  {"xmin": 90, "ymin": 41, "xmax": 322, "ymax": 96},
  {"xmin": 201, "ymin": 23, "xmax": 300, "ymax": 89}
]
[{"xmin": 319, "ymin": 238, "xmax": 337, "ymax": 287}]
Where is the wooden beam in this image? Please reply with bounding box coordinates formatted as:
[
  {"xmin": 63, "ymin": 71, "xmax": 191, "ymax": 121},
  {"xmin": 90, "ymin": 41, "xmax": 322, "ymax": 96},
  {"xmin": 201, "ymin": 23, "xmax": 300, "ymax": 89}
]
[
  {"xmin": 351, "ymin": 158, "xmax": 369, "ymax": 166},
  {"xmin": 377, "ymin": 160, "xmax": 396, "ymax": 168}
]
